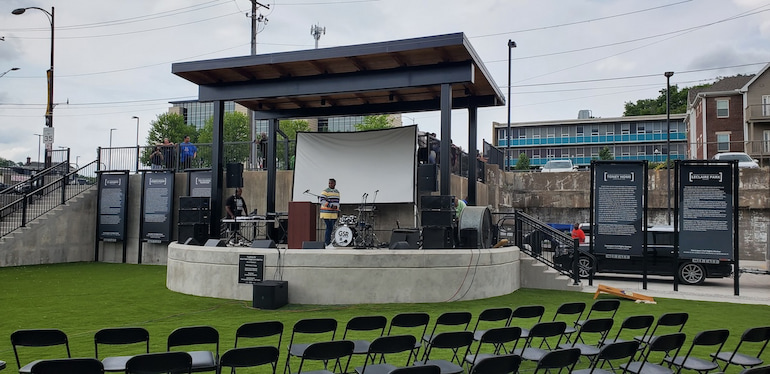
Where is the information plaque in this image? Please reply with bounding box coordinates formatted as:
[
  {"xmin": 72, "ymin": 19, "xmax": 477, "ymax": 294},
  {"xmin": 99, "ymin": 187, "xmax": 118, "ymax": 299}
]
[
  {"xmin": 141, "ymin": 172, "xmax": 175, "ymax": 243},
  {"xmin": 238, "ymin": 254, "xmax": 265, "ymax": 284},
  {"xmin": 98, "ymin": 173, "xmax": 129, "ymax": 241},
  {"xmin": 592, "ymin": 162, "xmax": 646, "ymax": 257},
  {"xmin": 188, "ymin": 169, "xmax": 212, "ymax": 197}
]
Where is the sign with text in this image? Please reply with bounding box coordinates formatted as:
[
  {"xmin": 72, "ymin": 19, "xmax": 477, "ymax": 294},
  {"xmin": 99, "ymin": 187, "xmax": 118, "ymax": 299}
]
[
  {"xmin": 98, "ymin": 172, "xmax": 129, "ymax": 241},
  {"xmin": 141, "ymin": 172, "xmax": 175, "ymax": 243},
  {"xmin": 677, "ymin": 162, "xmax": 735, "ymax": 260},
  {"xmin": 187, "ymin": 169, "xmax": 212, "ymax": 197},
  {"xmin": 592, "ymin": 161, "xmax": 646, "ymax": 257},
  {"xmin": 238, "ymin": 254, "xmax": 265, "ymax": 284}
]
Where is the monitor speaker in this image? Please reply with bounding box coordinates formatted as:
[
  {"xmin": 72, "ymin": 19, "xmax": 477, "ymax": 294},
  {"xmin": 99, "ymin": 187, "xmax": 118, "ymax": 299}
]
[
  {"xmin": 302, "ymin": 241, "xmax": 326, "ymax": 249},
  {"xmin": 226, "ymin": 163, "xmax": 244, "ymax": 188},
  {"xmin": 389, "ymin": 241, "xmax": 412, "ymax": 250},
  {"xmin": 418, "ymin": 164, "xmax": 438, "ymax": 191},
  {"xmin": 390, "ymin": 229, "xmax": 419, "ymax": 249},
  {"xmin": 178, "ymin": 223, "xmax": 208, "ymax": 244},
  {"xmin": 205, "ymin": 239, "xmax": 227, "ymax": 247},
  {"xmin": 183, "ymin": 237, "xmax": 200, "ymax": 246},
  {"xmin": 251, "ymin": 239, "xmax": 277, "ymax": 248}
]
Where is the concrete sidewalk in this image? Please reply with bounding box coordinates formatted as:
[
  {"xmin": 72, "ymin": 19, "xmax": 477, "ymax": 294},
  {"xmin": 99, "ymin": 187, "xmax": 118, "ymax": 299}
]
[{"xmin": 578, "ymin": 260, "xmax": 770, "ymax": 305}]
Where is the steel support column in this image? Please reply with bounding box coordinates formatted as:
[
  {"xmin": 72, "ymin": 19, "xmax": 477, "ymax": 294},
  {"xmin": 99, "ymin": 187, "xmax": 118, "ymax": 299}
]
[
  {"xmin": 209, "ymin": 100, "xmax": 225, "ymax": 239},
  {"xmin": 439, "ymin": 83, "xmax": 452, "ymax": 196}
]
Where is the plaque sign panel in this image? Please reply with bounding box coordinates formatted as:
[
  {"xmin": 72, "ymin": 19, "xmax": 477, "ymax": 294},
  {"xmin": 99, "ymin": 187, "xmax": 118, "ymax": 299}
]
[
  {"xmin": 678, "ymin": 163, "xmax": 734, "ymax": 260},
  {"xmin": 141, "ymin": 172, "xmax": 175, "ymax": 243},
  {"xmin": 238, "ymin": 254, "xmax": 265, "ymax": 284},
  {"xmin": 98, "ymin": 173, "xmax": 129, "ymax": 241},
  {"xmin": 593, "ymin": 162, "xmax": 645, "ymax": 257}
]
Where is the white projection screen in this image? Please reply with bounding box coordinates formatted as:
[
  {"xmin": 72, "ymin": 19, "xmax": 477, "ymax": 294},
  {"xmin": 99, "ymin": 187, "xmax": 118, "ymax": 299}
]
[{"xmin": 293, "ymin": 126, "xmax": 417, "ymax": 204}]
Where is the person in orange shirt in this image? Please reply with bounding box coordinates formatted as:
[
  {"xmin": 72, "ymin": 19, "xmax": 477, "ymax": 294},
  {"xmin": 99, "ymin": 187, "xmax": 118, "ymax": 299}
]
[{"xmin": 571, "ymin": 223, "xmax": 586, "ymax": 243}]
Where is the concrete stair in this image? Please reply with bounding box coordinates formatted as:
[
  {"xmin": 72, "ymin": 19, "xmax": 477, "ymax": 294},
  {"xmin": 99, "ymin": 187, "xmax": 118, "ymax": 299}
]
[{"xmin": 519, "ymin": 255, "xmax": 583, "ymax": 291}]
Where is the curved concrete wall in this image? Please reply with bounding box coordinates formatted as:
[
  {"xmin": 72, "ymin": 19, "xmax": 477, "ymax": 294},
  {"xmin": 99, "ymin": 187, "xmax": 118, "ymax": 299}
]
[{"xmin": 167, "ymin": 243, "xmax": 521, "ymax": 304}]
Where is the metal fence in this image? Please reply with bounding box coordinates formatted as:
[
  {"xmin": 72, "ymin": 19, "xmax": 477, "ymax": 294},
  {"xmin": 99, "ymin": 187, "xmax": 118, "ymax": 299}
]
[
  {"xmin": 98, "ymin": 140, "xmax": 297, "ymax": 173},
  {"xmin": 1, "ymin": 160, "xmax": 98, "ymax": 238}
]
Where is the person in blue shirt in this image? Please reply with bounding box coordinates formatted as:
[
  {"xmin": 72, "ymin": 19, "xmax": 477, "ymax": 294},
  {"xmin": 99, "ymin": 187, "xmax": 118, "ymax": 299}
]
[{"xmin": 179, "ymin": 135, "xmax": 197, "ymax": 170}]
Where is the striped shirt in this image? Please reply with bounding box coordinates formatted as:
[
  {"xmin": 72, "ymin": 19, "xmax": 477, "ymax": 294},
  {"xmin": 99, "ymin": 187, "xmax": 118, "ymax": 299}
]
[{"xmin": 320, "ymin": 187, "xmax": 340, "ymax": 219}]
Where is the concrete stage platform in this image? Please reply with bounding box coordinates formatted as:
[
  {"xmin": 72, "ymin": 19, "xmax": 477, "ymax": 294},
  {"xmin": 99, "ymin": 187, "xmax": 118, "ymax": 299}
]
[{"xmin": 167, "ymin": 243, "xmax": 522, "ymax": 305}]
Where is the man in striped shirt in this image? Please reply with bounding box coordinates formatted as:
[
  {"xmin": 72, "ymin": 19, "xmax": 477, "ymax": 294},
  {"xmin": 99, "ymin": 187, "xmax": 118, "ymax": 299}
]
[{"xmin": 320, "ymin": 178, "xmax": 340, "ymax": 246}]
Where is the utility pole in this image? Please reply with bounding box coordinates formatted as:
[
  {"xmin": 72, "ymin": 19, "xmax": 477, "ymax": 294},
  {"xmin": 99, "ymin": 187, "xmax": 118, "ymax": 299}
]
[
  {"xmin": 311, "ymin": 24, "xmax": 325, "ymax": 49},
  {"xmin": 249, "ymin": 1, "xmax": 269, "ymax": 168}
]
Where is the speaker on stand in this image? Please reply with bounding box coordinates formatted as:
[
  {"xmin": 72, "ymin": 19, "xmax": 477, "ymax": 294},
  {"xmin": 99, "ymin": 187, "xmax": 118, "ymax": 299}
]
[{"xmin": 226, "ymin": 163, "xmax": 244, "ymax": 188}]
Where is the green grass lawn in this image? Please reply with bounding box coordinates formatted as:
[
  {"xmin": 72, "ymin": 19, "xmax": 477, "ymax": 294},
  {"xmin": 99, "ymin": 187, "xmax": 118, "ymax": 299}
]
[{"xmin": 1, "ymin": 262, "xmax": 768, "ymax": 373}]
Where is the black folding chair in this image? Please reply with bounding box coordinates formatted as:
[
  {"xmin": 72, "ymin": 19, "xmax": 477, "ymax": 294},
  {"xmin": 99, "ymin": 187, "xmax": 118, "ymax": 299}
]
[
  {"xmin": 512, "ymin": 321, "xmax": 567, "ymax": 364},
  {"xmin": 11, "ymin": 329, "xmax": 71, "ymax": 374},
  {"xmin": 621, "ymin": 332, "xmax": 686, "ymax": 374},
  {"xmin": 532, "ymin": 348, "xmax": 580, "ymax": 374},
  {"xmin": 421, "ymin": 312, "xmax": 472, "ymax": 361},
  {"xmin": 711, "ymin": 326, "xmax": 770, "ymax": 372},
  {"xmin": 603, "ymin": 315, "xmax": 654, "ymax": 347},
  {"xmin": 295, "ymin": 340, "xmax": 354, "ymax": 374},
  {"xmin": 284, "ymin": 318, "xmax": 338, "ymax": 374},
  {"xmin": 217, "ymin": 346, "xmax": 279, "ymax": 374},
  {"xmin": 471, "ymin": 308, "xmax": 514, "ymax": 342},
  {"xmin": 509, "ymin": 305, "xmax": 546, "ymax": 339},
  {"xmin": 664, "ymin": 329, "xmax": 730, "ymax": 374},
  {"xmin": 31, "ymin": 358, "xmax": 104, "ymax": 374},
  {"xmin": 634, "ymin": 312, "xmax": 688, "ymax": 354},
  {"xmin": 558, "ymin": 318, "xmax": 614, "ymax": 362},
  {"xmin": 550, "ymin": 302, "xmax": 586, "ymax": 341},
  {"xmin": 94, "ymin": 327, "xmax": 150, "ymax": 372},
  {"xmin": 126, "ymin": 352, "xmax": 193, "ymax": 374},
  {"xmin": 234, "ymin": 321, "xmax": 283, "ymax": 348},
  {"xmin": 355, "ymin": 335, "xmax": 417, "ymax": 374},
  {"xmin": 739, "ymin": 365, "xmax": 770, "ymax": 374},
  {"xmin": 342, "ymin": 315, "xmax": 388, "ymax": 356},
  {"xmin": 572, "ymin": 340, "xmax": 640, "ymax": 374},
  {"xmin": 468, "ymin": 354, "xmax": 521, "ymax": 374},
  {"xmin": 575, "ymin": 300, "xmax": 620, "ymax": 333},
  {"xmin": 388, "ymin": 365, "xmax": 441, "ymax": 374},
  {"xmin": 414, "ymin": 331, "xmax": 474, "ymax": 374},
  {"xmin": 465, "ymin": 327, "xmax": 522, "ymax": 370},
  {"xmin": 387, "ymin": 313, "xmax": 430, "ymax": 357},
  {"xmin": 167, "ymin": 326, "xmax": 220, "ymax": 373}
]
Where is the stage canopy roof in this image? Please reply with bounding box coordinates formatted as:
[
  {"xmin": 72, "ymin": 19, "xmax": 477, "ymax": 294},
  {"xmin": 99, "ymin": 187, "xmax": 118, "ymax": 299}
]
[{"xmin": 172, "ymin": 32, "xmax": 505, "ymax": 119}]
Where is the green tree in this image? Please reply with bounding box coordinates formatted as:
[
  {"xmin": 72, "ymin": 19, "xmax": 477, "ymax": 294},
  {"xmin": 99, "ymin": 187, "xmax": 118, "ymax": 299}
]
[
  {"xmin": 599, "ymin": 146, "xmax": 614, "ymax": 160},
  {"xmin": 276, "ymin": 119, "xmax": 310, "ymax": 169},
  {"xmin": 354, "ymin": 115, "xmax": 393, "ymax": 131},
  {"xmin": 0, "ymin": 157, "xmax": 20, "ymax": 167},
  {"xmin": 146, "ymin": 112, "xmax": 197, "ymax": 145},
  {"xmin": 198, "ymin": 111, "xmax": 251, "ymax": 164},
  {"xmin": 623, "ymin": 84, "xmax": 690, "ymax": 116},
  {"xmin": 514, "ymin": 152, "xmax": 530, "ymax": 170}
]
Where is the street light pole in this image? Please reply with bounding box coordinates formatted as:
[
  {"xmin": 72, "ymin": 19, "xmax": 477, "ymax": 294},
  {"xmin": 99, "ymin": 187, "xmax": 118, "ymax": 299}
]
[
  {"xmin": 0, "ymin": 67, "xmax": 19, "ymax": 78},
  {"xmin": 132, "ymin": 116, "xmax": 139, "ymax": 147},
  {"xmin": 664, "ymin": 71, "xmax": 674, "ymax": 225},
  {"xmin": 506, "ymin": 40, "xmax": 516, "ymax": 172},
  {"xmin": 109, "ymin": 128, "xmax": 117, "ymax": 169},
  {"xmin": 33, "ymin": 133, "xmax": 42, "ymax": 169},
  {"xmin": 12, "ymin": 6, "xmax": 54, "ymax": 168}
]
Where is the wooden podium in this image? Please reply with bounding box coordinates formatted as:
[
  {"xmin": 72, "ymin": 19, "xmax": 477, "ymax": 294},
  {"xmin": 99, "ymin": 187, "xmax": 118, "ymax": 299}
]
[{"xmin": 288, "ymin": 201, "xmax": 317, "ymax": 249}]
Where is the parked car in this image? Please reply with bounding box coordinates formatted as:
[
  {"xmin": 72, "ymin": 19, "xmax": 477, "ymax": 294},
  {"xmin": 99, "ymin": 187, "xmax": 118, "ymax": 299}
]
[
  {"xmin": 554, "ymin": 225, "xmax": 732, "ymax": 285},
  {"xmin": 540, "ymin": 159, "xmax": 577, "ymax": 172},
  {"xmin": 713, "ymin": 152, "xmax": 760, "ymax": 169}
]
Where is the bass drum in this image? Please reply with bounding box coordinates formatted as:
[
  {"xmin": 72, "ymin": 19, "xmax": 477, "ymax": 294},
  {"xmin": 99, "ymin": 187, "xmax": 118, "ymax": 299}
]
[{"xmin": 333, "ymin": 225, "xmax": 356, "ymax": 247}]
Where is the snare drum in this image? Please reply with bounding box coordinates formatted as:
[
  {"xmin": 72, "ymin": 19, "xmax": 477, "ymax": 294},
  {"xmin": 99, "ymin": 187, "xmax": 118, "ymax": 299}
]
[{"xmin": 333, "ymin": 225, "xmax": 356, "ymax": 247}]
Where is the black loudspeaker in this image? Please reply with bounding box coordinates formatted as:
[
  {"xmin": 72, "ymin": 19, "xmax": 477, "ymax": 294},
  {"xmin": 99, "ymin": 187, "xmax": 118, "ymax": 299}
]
[
  {"xmin": 418, "ymin": 164, "xmax": 438, "ymax": 192},
  {"xmin": 422, "ymin": 226, "xmax": 454, "ymax": 249},
  {"xmin": 420, "ymin": 195, "xmax": 454, "ymax": 210},
  {"xmin": 183, "ymin": 237, "xmax": 200, "ymax": 246},
  {"xmin": 178, "ymin": 223, "xmax": 208, "ymax": 244},
  {"xmin": 302, "ymin": 241, "xmax": 326, "ymax": 249},
  {"xmin": 252, "ymin": 280, "xmax": 288, "ymax": 309},
  {"xmin": 205, "ymin": 239, "xmax": 227, "ymax": 247},
  {"xmin": 389, "ymin": 241, "xmax": 412, "ymax": 250},
  {"xmin": 226, "ymin": 163, "xmax": 244, "ymax": 188},
  {"xmin": 178, "ymin": 209, "xmax": 210, "ymax": 224},
  {"xmin": 251, "ymin": 239, "xmax": 277, "ymax": 248},
  {"xmin": 390, "ymin": 229, "xmax": 420, "ymax": 249},
  {"xmin": 179, "ymin": 196, "xmax": 209, "ymax": 210},
  {"xmin": 421, "ymin": 210, "xmax": 455, "ymax": 227},
  {"xmin": 459, "ymin": 228, "xmax": 479, "ymax": 249}
]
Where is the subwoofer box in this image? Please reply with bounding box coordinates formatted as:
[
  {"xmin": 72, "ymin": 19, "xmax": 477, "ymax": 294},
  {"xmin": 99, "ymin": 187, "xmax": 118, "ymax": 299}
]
[
  {"xmin": 422, "ymin": 226, "xmax": 454, "ymax": 249},
  {"xmin": 179, "ymin": 196, "xmax": 210, "ymax": 210},
  {"xmin": 252, "ymin": 280, "xmax": 288, "ymax": 309},
  {"xmin": 178, "ymin": 223, "xmax": 208, "ymax": 244}
]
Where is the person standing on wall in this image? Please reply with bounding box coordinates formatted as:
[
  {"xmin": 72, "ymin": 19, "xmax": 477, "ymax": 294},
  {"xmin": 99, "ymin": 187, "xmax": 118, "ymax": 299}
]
[
  {"xmin": 160, "ymin": 138, "xmax": 175, "ymax": 169},
  {"xmin": 319, "ymin": 178, "xmax": 340, "ymax": 247},
  {"xmin": 179, "ymin": 135, "xmax": 197, "ymax": 170}
]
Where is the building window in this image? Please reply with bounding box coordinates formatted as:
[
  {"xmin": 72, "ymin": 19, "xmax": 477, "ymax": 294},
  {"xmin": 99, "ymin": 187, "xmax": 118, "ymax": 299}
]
[
  {"xmin": 717, "ymin": 132, "xmax": 730, "ymax": 152},
  {"xmin": 576, "ymin": 126, "xmax": 583, "ymax": 136},
  {"xmin": 621, "ymin": 124, "xmax": 630, "ymax": 134},
  {"xmin": 716, "ymin": 100, "xmax": 729, "ymax": 118},
  {"xmin": 637, "ymin": 124, "xmax": 645, "ymax": 134}
]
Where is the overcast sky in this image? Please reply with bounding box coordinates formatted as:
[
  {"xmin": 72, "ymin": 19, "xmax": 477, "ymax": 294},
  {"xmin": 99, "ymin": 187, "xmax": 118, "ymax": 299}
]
[{"xmin": 1, "ymin": 0, "xmax": 769, "ymax": 165}]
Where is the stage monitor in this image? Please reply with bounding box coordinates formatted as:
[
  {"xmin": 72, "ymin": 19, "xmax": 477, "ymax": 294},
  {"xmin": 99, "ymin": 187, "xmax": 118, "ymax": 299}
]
[{"xmin": 292, "ymin": 126, "xmax": 417, "ymax": 204}]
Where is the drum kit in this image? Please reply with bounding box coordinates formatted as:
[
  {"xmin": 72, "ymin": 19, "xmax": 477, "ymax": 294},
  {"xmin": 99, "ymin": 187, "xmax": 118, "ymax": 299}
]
[{"xmin": 333, "ymin": 190, "xmax": 380, "ymax": 248}]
